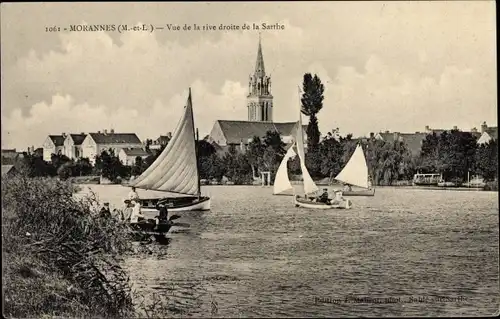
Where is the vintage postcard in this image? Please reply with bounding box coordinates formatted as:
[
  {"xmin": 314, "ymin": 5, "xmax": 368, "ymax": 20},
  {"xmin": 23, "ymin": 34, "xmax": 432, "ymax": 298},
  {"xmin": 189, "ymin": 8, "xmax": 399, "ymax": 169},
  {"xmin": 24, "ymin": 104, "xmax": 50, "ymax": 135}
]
[{"xmin": 1, "ymin": 1, "xmax": 498, "ymax": 318}]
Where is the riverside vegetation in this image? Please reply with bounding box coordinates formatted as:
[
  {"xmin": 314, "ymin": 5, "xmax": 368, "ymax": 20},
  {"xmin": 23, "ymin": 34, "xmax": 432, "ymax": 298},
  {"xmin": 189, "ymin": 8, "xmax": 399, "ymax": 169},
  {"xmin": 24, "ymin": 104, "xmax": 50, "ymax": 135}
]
[{"xmin": 1, "ymin": 173, "xmax": 182, "ymax": 318}]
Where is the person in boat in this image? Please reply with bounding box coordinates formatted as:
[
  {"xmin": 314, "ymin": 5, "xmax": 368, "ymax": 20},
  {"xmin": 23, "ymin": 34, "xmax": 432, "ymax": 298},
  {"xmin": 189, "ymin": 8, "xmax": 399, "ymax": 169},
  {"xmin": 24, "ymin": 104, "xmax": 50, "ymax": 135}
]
[
  {"xmin": 99, "ymin": 202, "xmax": 112, "ymax": 218},
  {"xmin": 157, "ymin": 203, "xmax": 169, "ymax": 222},
  {"xmin": 130, "ymin": 200, "xmax": 146, "ymax": 224},
  {"xmin": 317, "ymin": 188, "xmax": 331, "ymax": 204},
  {"xmin": 128, "ymin": 186, "xmax": 140, "ymax": 202},
  {"xmin": 343, "ymin": 183, "xmax": 352, "ymax": 192}
]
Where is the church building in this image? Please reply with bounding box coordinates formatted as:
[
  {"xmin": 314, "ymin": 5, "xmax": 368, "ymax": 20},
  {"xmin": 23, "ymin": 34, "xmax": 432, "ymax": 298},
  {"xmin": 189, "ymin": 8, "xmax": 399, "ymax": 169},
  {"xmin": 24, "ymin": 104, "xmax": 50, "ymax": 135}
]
[{"xmin": 207, "ymin": 37, "xmax": 306, "ymax": 153}]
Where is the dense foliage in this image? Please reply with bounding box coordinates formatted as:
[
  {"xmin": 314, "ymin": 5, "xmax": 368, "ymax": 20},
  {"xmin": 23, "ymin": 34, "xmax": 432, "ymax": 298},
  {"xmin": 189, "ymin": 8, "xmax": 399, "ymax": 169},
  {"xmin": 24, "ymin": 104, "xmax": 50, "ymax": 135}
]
[
  {"xmin": 2, "ymin": 175, "xmax": 136, "ymax": 318},
  {"xmin": 301, "ymin": 73, "xmax": 325, "ymax": 153}
]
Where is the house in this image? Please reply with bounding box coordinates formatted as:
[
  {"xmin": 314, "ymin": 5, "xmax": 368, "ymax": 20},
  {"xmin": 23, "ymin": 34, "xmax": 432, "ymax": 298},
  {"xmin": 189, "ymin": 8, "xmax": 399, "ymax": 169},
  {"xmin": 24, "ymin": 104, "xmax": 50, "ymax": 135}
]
[
  {"xmin": 149, "ymin": 133, "xmax": 172, "ymax": 150},
  {"xmin": 374, "ymin": 131, "xmax": 428, "ymax": 156},
  {"xmin": 119, "ymin": 148, "xmax": 151, "ymax": 166},
  {"xmin": 27, "ymin": 146, "xmax": 43, "ymax": 157},
  {"xmin": 477, "ymin": 121, "xmax": 498, "ymax": 145},
  {"xmin": 81, "ymin": 129, "xmax": 143, "ymax": 164},
  {"xmin": 63, "ymin": 133, "xmax": 87, "ymax": 159},
  {"xmin": 207, "ymin": 120, "xmax": 308, "ymax": 154},
  {"xmin": 1, "ymin": 149, "xmax": 19, "ymax": 165},
  {"xmin": 43, "ymin": 134, "xmax": 66, "ymax": 161}
]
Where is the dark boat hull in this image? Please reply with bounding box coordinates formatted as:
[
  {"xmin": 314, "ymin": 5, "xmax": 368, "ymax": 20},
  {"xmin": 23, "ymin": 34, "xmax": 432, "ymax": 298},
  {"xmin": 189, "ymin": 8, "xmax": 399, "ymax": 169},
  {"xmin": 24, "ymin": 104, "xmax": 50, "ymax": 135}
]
[
  {"xmin": 129, "ymin": 219, "xmax": 172, "ymax": 242},
  {"xmin": 138, "ymin": 196, "xmax": 211, "ymax": 212},
  {"xmin": 342, "ymin": 188, "xmax": 375, "ymax": 196}
]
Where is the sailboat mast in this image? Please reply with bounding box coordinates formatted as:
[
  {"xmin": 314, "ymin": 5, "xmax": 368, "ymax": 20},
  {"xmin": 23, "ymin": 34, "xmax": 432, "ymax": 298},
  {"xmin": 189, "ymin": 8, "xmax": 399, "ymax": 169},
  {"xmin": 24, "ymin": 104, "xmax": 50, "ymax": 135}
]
[{"xmin": 189, "ymin": 88, "xmax": 202, "ymax": 198}]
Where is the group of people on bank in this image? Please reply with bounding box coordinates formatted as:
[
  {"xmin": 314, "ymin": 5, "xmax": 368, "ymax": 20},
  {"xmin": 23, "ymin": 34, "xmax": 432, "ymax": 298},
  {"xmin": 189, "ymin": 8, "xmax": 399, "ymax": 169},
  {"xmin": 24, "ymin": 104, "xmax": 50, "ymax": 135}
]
[{"xmin": 98, "ymin": 186, "xmax": 170, "ymax": 228}]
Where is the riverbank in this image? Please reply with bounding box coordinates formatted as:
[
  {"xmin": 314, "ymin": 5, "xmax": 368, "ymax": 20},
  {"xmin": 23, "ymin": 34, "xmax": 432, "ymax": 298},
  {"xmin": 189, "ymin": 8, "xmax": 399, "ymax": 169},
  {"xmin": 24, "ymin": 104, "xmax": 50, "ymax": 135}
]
[{"xmin": 1, "ymin": 175, "xmax": 140, "ymax": 318}]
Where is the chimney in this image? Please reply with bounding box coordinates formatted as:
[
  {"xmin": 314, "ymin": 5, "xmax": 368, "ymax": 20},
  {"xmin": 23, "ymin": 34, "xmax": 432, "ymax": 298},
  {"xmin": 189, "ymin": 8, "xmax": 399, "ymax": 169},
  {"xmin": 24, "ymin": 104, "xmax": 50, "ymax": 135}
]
[
  {"xmin": 110, "ymin": 128, "xmax": 114, "ymax": 134},
  {"xmin": 481, "ymin": 121, "xmax": 487, "ymax": 133},
  {"xmin": 425, "ymin": 125, "xmax": 430, "ymax": 131},
  {"xmin": 104, "ymin": 129, "xmax": 108, "ymax": 135},
  {"xmin": 453, "ymin": 125, "xmax": 458, "ymax": 130}
]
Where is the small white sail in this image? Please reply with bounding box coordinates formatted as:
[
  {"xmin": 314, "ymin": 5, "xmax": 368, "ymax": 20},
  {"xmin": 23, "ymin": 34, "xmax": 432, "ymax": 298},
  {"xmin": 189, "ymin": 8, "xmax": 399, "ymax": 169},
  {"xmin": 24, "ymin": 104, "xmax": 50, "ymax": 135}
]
[
  {"xmin": 273, "ymin": 143, "xmax": 297, "ymax": 195},
  {"xmin": 334, "ymin": 144, "xmax": 369, "ymax": 189},
  {"xmin": 130, "ymin": 89, "xmax": 199, "ymax": 196},
  {"xmin": 295, "ymin": 87, "xmax": 319, "ymax": 195}
]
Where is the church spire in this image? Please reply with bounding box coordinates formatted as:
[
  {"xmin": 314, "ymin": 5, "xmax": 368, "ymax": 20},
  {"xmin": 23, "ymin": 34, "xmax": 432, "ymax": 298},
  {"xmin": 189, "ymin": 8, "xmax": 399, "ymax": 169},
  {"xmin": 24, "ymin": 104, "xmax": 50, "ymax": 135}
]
[
  {"xmin": 247, "ymin": 35, "xmax": 273, "ymax": 122},
  {"xmin": 254, "ymin": 33, "xmax": 265, "ymax": 77}
]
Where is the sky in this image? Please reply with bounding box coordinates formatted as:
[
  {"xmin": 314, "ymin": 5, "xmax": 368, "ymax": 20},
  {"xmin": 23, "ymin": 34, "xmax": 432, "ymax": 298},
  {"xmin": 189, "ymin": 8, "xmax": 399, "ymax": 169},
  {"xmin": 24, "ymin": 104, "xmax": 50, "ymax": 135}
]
[{"xmin": 1, "ymin": 1, "xmax": 497, "ymax": 150}]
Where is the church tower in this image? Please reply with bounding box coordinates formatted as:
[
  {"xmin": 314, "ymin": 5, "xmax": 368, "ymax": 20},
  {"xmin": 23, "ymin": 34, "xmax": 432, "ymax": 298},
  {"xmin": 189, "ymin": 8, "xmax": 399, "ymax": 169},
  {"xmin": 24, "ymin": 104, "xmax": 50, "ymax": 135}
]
[{"xmin": 247, "ymin": 36, "xmax": 273, "ymax": 122}]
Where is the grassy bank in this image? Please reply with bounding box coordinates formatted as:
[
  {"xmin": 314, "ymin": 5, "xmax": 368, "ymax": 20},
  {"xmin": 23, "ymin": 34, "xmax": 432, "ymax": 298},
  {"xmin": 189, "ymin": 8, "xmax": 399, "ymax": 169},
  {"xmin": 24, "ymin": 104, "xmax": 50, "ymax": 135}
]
[{"xmin": 2, "ymin": 175, "xmax": 139, "ymax": 318}]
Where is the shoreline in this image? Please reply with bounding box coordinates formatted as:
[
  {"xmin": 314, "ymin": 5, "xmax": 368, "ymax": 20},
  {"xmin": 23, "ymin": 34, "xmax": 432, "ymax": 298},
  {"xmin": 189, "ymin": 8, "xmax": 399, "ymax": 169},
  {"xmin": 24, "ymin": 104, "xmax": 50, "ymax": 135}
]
[{"xmin": 73, "ymin": 181, "xmax": 497, "ymax": 192}]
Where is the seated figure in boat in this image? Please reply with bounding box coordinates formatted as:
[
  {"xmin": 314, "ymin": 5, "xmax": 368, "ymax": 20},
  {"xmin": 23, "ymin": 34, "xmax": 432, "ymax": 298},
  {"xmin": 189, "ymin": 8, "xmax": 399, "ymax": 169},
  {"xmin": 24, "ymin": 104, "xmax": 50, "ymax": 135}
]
[
  {"xmin": 154, "ymin": 202, "xmax": 169, "ymax": 224},
  {"xmin": 331, "ymin": 190, "xmax": 344, "ymax": 204},
  {"xmin": 316, "ymin": 188, "xmax": 331, "ymax": 204},
  {"xmin": 130, "ymin": 200, "xmax": 146, "ymax": 224},
  {"xmin": 343, "ymin": 183, "xmax": 352, "ymax": 192},
  {"xmin": 128, "ymin": 186, "xmax": 140, "ymax": 202}
]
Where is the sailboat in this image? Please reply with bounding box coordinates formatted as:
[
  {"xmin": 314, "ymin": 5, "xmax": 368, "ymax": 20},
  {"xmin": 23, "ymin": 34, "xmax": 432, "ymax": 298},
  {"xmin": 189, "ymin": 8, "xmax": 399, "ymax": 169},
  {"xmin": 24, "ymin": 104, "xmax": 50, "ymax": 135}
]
[
  {"xmin": 272, "ymin": 141, "xmax": 297, "ymax": 196},
  {"xmin": 127, "ymin": 88, "xmax": 211, "ymax": 213},
  {"xmin": 333, "ymin": 143, "xmax": 375, "ymax": 196},
  {"xmin": 289, "ymin": 87, "xmax": 352, "ymax": 209}
]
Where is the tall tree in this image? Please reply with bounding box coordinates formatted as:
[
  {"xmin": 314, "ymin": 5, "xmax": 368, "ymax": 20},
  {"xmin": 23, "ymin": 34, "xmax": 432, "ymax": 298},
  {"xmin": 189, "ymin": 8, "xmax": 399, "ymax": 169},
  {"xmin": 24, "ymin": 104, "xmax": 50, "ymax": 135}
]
[{"xmin": 301, "ymin": 73, "xmax": 325, "ymax": 152}]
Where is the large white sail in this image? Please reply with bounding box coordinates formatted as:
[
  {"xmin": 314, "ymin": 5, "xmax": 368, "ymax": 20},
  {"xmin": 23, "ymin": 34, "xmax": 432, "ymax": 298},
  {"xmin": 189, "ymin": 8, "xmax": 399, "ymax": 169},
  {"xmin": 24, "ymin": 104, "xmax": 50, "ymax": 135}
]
[
  {"xmin": 296, "ymin": 87, "xmax": 319, "ymax": 195},
  {"xmin": 334, "ymin": 144, "xmax": 369, "ymax": 189},
  {"xmin": 130, "ymin": 89, "xmax": 199, "ymax": 196},
  {"xmin": 273, "ymin": 143, "xmax": 297, "ymax": 195}
]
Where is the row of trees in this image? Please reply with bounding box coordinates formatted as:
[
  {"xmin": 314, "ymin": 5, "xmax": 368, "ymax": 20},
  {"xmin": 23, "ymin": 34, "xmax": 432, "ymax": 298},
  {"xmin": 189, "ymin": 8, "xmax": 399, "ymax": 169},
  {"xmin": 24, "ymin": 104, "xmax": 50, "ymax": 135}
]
[{"xmin": 10, "ymin": 73, "xmax": 497, "ymax": 185}]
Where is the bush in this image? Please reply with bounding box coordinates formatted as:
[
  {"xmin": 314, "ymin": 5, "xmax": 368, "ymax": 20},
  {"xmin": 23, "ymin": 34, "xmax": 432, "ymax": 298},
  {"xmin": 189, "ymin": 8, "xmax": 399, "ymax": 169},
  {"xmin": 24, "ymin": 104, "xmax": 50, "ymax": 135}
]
[{"xmin": 2, "ymin": 175, "xmax": 136, "ymax": 318}]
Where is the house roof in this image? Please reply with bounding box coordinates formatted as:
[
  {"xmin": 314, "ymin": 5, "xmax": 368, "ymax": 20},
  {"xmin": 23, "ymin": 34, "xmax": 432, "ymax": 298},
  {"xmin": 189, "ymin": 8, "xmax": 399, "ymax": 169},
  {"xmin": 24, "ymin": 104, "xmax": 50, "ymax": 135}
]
[
  {"xmin": 1, "ymin": 149, "xmax": 18, "ymax": 158},
  {"xmin": 49, "ymin": 135, "xmax": 65, "ymax": 146},
  {"xmin": 485, "ymin": 127, "xmax": 498, "ymax": 140},
  {"xmin": 399, "ymin": 133, "xmax": 428, "ymax": 155},
  {"xmin": 69, "ymin": 134, "xmax": 87, "ymax": 145},
  {"xmin": 120, "ymin": 147, "xmax": 150, "ymax": 157},
  {"xmin": 215, "ymin": 120, "xmax": 307, "ymax": 144},
  {"xmin": 1, "ymin": 165, "xmax": 15, "ymax": 176},
  {"xmin": 89, "ymin": 133, "xmax": 141, "ymax": 145}
]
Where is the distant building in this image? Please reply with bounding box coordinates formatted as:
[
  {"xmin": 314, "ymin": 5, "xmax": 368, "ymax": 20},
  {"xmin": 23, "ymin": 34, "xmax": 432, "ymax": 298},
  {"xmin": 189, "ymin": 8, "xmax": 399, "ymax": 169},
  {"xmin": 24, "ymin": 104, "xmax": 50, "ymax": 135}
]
[
  {"xmin": 119, "ymin": 147, "xmax": 151, "ymax": 166},
  {"xmin": 477, "ymin": 121, "xmax": 498, "ymax": 145},
  {"xmin": 207, "ymin": 120, "xmax": 307, "ymax": 154},
  {"xmin": 81, "ymin": 129, "xmax": 143, "ymax": 164},
  {"xmin": 374, "ymin": 131, "xmax": 428, "ymax": 156},
  {"xmin": 149, "ymin": 133, "xmax": 172, "ymax": 150},
  {"xmin": 43, "ymin": 134, "xmax": 66, "ymax": 161},
  {"xmin": 1, "ymin": 149, "xmax": 19, "ymax": 165},
  {"xmin": 63, "ymin": 133, "xmax": 87, "ymax": 159},
  {"xmin": 374, "ymin": 123, "xmax": 490, "ymax": 156},
  {"xmin": 27, "ymin": 146, "xmax": 43, "ymax": 157}
]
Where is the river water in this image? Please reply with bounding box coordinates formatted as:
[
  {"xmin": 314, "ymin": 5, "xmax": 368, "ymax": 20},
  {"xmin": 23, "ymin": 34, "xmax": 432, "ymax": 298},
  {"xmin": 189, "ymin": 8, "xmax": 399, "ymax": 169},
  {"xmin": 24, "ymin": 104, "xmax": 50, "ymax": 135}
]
[{"xmin": 79, "ymin": 185, "xmax": 499, "ymax": 317}]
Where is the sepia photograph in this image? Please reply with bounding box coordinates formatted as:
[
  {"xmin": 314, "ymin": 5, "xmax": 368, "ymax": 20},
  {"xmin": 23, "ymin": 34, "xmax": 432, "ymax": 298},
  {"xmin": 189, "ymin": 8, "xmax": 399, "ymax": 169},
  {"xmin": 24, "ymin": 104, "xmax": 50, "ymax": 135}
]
[{"xmin": 1, "ymin": 1, "xmax": 498, "ymax": 317}]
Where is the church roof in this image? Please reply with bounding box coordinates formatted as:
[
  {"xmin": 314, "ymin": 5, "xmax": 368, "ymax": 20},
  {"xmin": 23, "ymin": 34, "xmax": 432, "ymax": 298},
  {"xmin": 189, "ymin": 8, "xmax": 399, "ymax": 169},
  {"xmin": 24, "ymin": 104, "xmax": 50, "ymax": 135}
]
[{"xmin": 216, "ymin": 120, "xmax": 307, "ymax": 144}]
